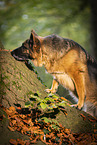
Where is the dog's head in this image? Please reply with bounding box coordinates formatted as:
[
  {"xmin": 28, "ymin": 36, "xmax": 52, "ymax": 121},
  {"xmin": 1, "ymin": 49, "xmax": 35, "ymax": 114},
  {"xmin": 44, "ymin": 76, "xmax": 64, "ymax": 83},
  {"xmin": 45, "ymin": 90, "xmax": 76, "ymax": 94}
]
[{"xmin": 11, "ymin": 30, "xmax": 43, "ymax": 66}]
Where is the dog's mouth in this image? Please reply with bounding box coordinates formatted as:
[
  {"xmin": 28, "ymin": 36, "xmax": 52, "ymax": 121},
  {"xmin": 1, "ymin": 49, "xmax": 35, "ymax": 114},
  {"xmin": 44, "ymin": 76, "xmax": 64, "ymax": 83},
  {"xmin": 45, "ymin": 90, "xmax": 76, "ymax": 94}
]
[
  {"xmin": 11, "ymin": 52, "xmax": 28, "ymax": 61},
  {"xmin": 11, "ymin": 47, "xmax": 30, "ymax": 61}
]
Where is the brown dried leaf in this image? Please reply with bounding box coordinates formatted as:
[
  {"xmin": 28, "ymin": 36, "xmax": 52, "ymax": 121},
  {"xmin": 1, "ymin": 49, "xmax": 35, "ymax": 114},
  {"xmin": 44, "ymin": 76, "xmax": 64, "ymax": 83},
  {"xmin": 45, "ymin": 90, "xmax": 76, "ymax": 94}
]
[
  {"xmin": 9, "ymin": 139, "xmax": 17, "ymax": 145},
  {"xmin": 88, "ymin": 118, "xmax": 97, "ymax": 123},
  {"xmin": 69, "ymin": 134, "xmax": 75, "ymax": 142},
  {"xmin": 6, "ymin": 106, "xmax": 16, "ymax": 115},
  {"xmin": 19, "ymin": 114, "xmax": 26, "ymax": 119},
  {"xmin": 8, "ymin": 126, "xmax": 15, "ymax": 131},
  {"xmin": 25, "ymin": 140, "xmax": 30, "ymax": 145},
  {"xmin": 80, "ymin": 113, "xmax": 86, "ymax": 120},
  {"xmin": 11, "ymin": 120, "xmax": 17, "ymax": 125},
  {"xmin": 9, "ymin": 106, "xmax": 16, "ymax": 112},
  {"xmin": 15, "ymin": 116, "xmax": 21, "ymax": 123},
  {"xmin": 30, "ymin": 138, "xmax": 37, "ymax": 144},
  {"xmin": 17, "ymin": 139, "xmax": 25, "ymax": 145},
  {"xmin": 65, "ymin": 128, "xmax": 71, "ymax": 134}
]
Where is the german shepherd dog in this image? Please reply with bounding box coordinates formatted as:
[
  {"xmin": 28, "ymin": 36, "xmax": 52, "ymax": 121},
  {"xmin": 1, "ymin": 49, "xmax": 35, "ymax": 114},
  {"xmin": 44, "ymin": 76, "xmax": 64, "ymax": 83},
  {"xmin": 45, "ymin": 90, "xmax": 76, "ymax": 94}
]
[{"xmin": 11, "ymin": 30, "xmax": 97, "ymax": 117}]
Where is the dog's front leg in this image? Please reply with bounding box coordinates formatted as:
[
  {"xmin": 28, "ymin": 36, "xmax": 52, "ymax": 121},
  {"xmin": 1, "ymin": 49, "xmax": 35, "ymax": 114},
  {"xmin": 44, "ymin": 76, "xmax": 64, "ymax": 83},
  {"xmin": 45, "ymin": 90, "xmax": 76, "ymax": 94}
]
[{"xmin": 45, "ymin": 79, "xmax": 59, "ymax": 93}]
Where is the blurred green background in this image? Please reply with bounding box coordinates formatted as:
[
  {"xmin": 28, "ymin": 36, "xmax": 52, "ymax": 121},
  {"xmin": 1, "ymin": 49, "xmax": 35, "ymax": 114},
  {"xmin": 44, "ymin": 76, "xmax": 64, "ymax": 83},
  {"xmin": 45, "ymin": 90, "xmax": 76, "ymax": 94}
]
[
  {"xmin": 0, "ymin": 0, "xmax": 90, "ymax": 51},
  {"xmin": 0, "ymin": 0, "xmax": 92, "ymax": 102}
]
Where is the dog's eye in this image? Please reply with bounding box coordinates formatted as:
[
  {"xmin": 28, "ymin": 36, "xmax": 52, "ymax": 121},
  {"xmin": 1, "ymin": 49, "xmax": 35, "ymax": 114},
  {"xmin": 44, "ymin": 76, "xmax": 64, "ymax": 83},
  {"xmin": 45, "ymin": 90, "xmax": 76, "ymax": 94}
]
[{"xmin": 23, "ymin": 49, "xmax": 29, "ymax": 53}]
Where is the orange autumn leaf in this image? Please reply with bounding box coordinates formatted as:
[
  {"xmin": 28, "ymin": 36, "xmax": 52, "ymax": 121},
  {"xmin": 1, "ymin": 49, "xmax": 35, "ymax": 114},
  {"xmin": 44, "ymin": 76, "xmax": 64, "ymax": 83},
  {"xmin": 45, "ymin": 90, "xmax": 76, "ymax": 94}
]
[
  {"xmin": 40, "ymin": 135, "xmax": 44, "ymax": 141},
  {"xmin": 8, "ymin": 126, "xmax": 15, "ymax": 131},
  {"xmin": 94, "ymin": 129, "xmax": 97, "ymax": 133},
  {"xmin": 69, "ymin": 134, "xmax": 75, "ymax": 142},
  {"xmin": 23, "ymin": 119, "xmax": 28, "ymax": 124},
  {"xmin": 18, "ymin": 121, "xmax": 24, "ymax": 126},
  {"xmin": 28, "ymin": 118, "xmax": 34, "ymax": 126},
  {"xmin": 65, "ymin": 128, "xmax": 71, "ymax": 134},
  {"xmin": 59, "ymin": 123, "xmax": 63, "ymax": 128},
  {"xmin": 6, "ymin": 107, "xmax": 16, "ymax": 115},
  {"xmin": 16, "ymin": 106, "xmax": 22, "ymax": 110},
  {"xmin": 11, "ymin": 120, "xmax": 17, "ymax": 125},
  {"xmin": 15, "ymin": 116, "xmax": 21, "ymax": 123},
  {"xmin": 88, "ymin": 118, "xmax": 97, "ymax": 123},
  {"xmin": 80, "ymin": 113, "xmax": 86, "ymax": 120},
  {"xmin": 61, "ymin": 97, "xmax": 67, "ymax": 101},
  {"xmin": 30, "ymin": 138, "xmax": 37, "ymax": 144},
  {"xmin": 17, "ymin": 139, "xmax": 25, "ymax": 145},
  {"xmin": 9, "ymin": 139, "xmax": 17, "ymax": 145},
  {"xmin": 57, "ymin": 133, "xmax": 63, "ymax": 137},
  {"xmin": 9, "ymin": 106, "xmax": 15, "ymax": 111},
  {"xmin": 3, "ymin": 114, "xmax": 6, "ymax": 118},
  {"xmin": 25, "ymin": 140, "xmax": 30, "ymax": 145},
  {"xmin": 23, "ymin": 118, "xmax": 34, "ymax": 126},
  {"xmin": 19, "ymin": 114, "xmax": 26, "ymax": 119}
]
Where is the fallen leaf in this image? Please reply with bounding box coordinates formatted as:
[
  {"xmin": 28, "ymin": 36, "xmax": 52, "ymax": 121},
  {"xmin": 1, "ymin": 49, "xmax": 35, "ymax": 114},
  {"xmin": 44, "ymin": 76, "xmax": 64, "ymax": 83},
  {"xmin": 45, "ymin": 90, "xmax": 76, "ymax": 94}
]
[
  {"xmin": 69, "ymin": 134, "xmax": 75, "ymax": 142},
  {"xmin": 15, "ymin": 116, "xmax": 21, "ymax": 123},
  {"xmin": 80, "ymin": 113, "xmax": 86, "ymax": 120},
  {"xmin": 94, "ymin": 129, "xmax": 97, "ymax": 133},
  {"xmin": 11, "ymin": 120, "xmax": 17, "ymax": 125},
  {"xmin": 19, "ymin": 114, "xmax": 26, "ymax": 119},
  {"xmin": 17, "ymin": 139, "xmax": 25, "ymax": 145},
  {"xmin": 88, "ymin": 118, "xmax": 97, "ymax": 123},
  {"xmin": 3, "ymin": 114, "xmax": 6, "ymax": 118},
  {"xmin": 16, "ymin": 106, "xmax": 21, "ymax": 110},
  {"xmin": 9, "ymin": 139, "xmax": 17, "ymax": 145},
  {"xmin": 8, "ymin": 126, "xmax": 15, "ymax": 131},
  {"xmin": 65, "ymin": 128, "xmax": 71, "ymax": 134}
]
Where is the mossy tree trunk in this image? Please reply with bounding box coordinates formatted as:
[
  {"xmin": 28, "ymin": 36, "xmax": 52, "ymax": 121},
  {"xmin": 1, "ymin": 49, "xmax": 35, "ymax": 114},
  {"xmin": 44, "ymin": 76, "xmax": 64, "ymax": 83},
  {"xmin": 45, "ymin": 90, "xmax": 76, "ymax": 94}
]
[{"xmin": 0, "ymin": 50, "xmax": 96, "ymax": 145}]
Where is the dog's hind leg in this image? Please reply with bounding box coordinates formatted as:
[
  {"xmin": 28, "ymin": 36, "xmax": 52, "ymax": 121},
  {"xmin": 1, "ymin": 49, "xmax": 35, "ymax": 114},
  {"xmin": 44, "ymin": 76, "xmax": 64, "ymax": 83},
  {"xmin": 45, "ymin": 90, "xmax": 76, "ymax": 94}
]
[{"xmin": 72, "ymin": 71, "xmax": 86, "ymax": 110}]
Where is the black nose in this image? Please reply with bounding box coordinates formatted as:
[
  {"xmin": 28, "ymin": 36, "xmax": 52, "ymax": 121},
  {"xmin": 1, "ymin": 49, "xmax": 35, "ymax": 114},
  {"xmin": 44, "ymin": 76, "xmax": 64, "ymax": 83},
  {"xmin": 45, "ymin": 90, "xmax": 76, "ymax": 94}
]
[
  {"xmin": 11, "ymin": 48, "xmax": 20, "ymax": 57},
  {"xmin": 11, "ymin": 48, "xmax": 21, "ymax": 60},
  {"xmin": 11, "ymin": 50, "xmax": 14, "ymax": 56}
]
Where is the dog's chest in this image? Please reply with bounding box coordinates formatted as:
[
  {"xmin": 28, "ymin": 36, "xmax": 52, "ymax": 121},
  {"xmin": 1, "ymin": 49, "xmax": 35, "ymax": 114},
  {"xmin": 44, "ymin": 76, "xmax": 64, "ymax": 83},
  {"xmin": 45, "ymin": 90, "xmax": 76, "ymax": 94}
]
[{"xmin": 53, "ymin": 73, "xmax": 75, "ymax": 92}]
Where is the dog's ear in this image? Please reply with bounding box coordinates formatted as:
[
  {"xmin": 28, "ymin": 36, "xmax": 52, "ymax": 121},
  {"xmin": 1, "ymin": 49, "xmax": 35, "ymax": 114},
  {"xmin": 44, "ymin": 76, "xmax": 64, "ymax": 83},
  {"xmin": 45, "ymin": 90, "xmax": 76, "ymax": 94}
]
[{"xmin": 30, "ymin": 30, "xmax": 40, "ymax": 53}]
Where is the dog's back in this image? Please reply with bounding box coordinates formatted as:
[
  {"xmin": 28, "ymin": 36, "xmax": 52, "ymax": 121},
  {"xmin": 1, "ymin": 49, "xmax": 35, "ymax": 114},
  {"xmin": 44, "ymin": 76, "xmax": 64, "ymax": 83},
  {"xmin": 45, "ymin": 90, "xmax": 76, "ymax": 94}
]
[{"xmin": 43, "ymin": 34, "xmax": 97, "ymax": 115}]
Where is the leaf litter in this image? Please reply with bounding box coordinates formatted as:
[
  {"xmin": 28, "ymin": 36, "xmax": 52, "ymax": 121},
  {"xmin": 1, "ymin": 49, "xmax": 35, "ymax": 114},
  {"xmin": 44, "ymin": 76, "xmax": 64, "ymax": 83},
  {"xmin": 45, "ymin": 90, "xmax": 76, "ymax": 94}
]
[{"xmin": 0, "ymin": 103, "xmax": 97, "ymax": 145}]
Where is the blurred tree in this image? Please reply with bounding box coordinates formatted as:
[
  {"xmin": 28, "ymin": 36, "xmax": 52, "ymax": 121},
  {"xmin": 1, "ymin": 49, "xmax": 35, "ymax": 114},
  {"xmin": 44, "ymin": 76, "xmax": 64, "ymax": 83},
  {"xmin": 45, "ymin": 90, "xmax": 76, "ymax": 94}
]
[
  {"xmin": 90, "ymin": 0, "xmax": 97, "ymax": 60},
  {"xmin": 73, "ymin": 0, "xmax": 97, "ymax": 60}
]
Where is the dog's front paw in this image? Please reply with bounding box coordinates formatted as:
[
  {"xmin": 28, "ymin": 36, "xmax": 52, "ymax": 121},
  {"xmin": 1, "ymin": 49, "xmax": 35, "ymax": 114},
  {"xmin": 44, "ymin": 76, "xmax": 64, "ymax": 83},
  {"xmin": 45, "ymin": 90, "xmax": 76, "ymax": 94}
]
[
  {"xmin": 45, "ymin": 89, "xmax": 52, "ymax": 93},
  {"xmin": 71, "ymin": 104, "xmax": 83, "ymax": 110},
  {"xmin": 71, "ymin": 104, "xmax": 78, "ymax": 108},
  {"xmin": 45, "ymin": 89, "xmax": 56, "ymax": 93}
]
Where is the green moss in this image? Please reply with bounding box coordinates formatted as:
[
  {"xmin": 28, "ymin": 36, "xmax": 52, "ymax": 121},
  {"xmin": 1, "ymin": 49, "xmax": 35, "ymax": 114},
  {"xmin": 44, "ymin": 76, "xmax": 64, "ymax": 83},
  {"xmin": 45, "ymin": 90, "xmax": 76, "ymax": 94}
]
[
  {"xmin": 18, "ymin": 85, "xmax": 22, "ymax": 90},
  {"xmin": 12, "ymin": 81, "xmax": 16, "ymax": 85},
  {"xmin": 0, "ymin": 79, "xmax": 6, "ymax": 98},
  {"xmin": 6, "ymin": 82, "xmax": 10, "ymax": 88},
  {"xmin": 19, "ymin": 72, "xmax": 23, "ymax": 80},
  {"xmin": 26, "ymin": 91, "xmax": 33, "ymax": 98},
  {"xmin": 1, "ymin": 75, "xmax": 9, "ymax": 81},
  {"xmin": 12, "ymin": 81, "xmax": 22, "ymax": 90}
]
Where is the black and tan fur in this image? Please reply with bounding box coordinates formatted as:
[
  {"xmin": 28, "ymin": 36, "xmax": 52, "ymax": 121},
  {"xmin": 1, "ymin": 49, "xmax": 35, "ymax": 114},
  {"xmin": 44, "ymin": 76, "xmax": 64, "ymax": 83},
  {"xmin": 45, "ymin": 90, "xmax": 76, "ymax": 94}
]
[{"xmin": 11, "ymin": 29, "xmax": 97, "ymax": 117}]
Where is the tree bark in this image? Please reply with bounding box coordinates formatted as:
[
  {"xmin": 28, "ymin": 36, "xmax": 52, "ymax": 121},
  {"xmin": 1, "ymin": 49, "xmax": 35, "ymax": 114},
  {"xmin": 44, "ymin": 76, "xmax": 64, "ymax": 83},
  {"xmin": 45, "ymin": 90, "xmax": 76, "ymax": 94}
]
[
  {"xmin": 90, "ymin": 0, "xmax": 97, "ymax": 60},
  {"xmin": 0, "ymin": 50, "xmax": 96, "ymax": 145}
]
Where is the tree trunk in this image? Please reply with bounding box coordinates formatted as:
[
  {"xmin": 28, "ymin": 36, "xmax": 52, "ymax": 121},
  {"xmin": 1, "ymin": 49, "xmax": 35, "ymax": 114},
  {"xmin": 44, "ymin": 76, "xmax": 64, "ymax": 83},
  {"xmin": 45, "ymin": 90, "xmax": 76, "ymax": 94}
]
[
  {"xmin": 90, "ymin": 0, "xmax": 97, "ymax": 60},
  {"xmin": 0, "ymin": 50, "xmax": 96, "ymax": 145}
]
